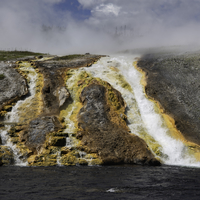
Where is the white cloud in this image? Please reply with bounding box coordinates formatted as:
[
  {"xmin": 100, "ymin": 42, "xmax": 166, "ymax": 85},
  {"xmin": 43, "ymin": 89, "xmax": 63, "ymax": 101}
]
[
  {"xmin": 92, "ymin": 3, "xmax": 121, "ymax": 16},
  {"xmin": 1, "ymin": 0, "xmax": 200, "ymax": 54}
]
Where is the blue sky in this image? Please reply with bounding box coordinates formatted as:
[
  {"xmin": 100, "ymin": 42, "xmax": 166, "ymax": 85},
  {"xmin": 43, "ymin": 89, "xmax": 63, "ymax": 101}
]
[
  {"xmin": 53, "ymin": 0, "xmax": 91, "ymax": 20},
  {"xmin": 1, "ymin": 0, "xmax": 200, "ymax": 54}
]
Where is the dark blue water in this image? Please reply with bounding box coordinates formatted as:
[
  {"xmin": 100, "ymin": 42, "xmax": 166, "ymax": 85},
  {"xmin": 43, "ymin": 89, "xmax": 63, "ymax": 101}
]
[{"xmin": 1, "ymin": 165, "xmax": 200, "ymax": 200}]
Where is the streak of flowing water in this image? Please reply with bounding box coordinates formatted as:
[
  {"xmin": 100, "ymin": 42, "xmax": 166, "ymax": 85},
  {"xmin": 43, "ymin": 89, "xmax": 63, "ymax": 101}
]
[
  {"xmin": 84, "ymin": 55, "xmax": 200, "ymax": 167},
  {"xmin": 59, "ymin": 69, "xmax": 103, "ymax": 165},
  {"xmin": 0, "ymin": 62, "xmax": 39, "ymax": 166}
]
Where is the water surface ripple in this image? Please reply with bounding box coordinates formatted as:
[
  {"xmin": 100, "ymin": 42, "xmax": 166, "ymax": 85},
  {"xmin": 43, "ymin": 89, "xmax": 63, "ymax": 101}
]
[{"xmin": 1, "ymin": 165, "xmax": 200, "ymax": 200}]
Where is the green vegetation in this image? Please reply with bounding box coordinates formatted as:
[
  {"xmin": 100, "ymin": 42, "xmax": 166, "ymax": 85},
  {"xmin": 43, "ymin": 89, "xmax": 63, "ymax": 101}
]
[
  {"xmin": 54, "ymin": 54, "xmax": 84, "ymax": 61},
  {"xmin": 0, "ymin": 74, "xmax": 5, "ymax": 80},
  {"xmin": 0, "ymin": 50, "xmax": 46, "ymax": 61}
]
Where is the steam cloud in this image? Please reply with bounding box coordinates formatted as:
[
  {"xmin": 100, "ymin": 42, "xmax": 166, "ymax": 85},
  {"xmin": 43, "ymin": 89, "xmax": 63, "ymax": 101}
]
[{"xmin": 1, "ymin": 0, "xmax": 200, "ymax": 54}]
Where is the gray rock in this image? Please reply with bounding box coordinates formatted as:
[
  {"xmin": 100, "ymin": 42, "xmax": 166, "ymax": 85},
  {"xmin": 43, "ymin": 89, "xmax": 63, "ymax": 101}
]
[
  {"xmin": 77, "ymin": 82, "xmax": 160, "ymax": 166},
  {"xmin": 23, "ymin": 116, "xmax": 62, "ymax": 152},
  {"xmin": 53, "ymin": 87, "xmax": 70, "ymax": 107},
  {"xmin": 0, "ymin": 63, "xmax": 28, "ymax": 110},
  {"xmin": 58, "ymin": 87, "xmax": 70, "ymax": 107}
]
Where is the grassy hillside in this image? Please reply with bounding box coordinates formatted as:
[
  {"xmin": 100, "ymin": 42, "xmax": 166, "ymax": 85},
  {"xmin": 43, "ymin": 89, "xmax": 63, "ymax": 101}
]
[{"xmin": 0, "ymin": 50, "xmax": 46, "ymax": 61}]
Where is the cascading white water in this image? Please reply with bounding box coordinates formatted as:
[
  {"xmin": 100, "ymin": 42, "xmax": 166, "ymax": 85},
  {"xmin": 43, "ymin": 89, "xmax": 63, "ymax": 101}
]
[
  {"xmin": 0, "ymin": 62, "xmax": 39, "ymax": 166},
  {"xmin": 1, "ymin": 55, "xmax": 200, "ymax": 167},
  {"xmin": 83, "ymin": 55, "xmax": 200, "ymax": 167},
  {"xmin": 6, "ymin": 65, "xmax": 38, "ymax": 123}
]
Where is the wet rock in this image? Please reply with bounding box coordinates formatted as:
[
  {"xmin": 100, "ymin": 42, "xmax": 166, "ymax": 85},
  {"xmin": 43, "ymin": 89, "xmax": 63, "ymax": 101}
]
[
  {"xmin": 78, "ymin": 158, "xmax": 88, "ymax": 165},
  {"xmin": 37, "ymin": 54, "xmax": 103, "ymax": 115},
  {"xmin": 0, "ymin": 146, "xmax": 14, "ymax": 165},
  {"xmin": 59, "ymin": 150, "xmax": 81, "ymax": 166},
  {"xmin": 22, "ymin": 116, "xmax": 62, "ymax": 152},
  {"xmin": 0, "ymin": 54, "xmax": 105, "ymax": 166},
  {"xmin": 40, "ymin": 72, "xmax": 69, "ymax": 114},
  {"xmin": 78, "ymin": 81, "xmax": 160, "ymax": 165},
  {"xmin": 60, "ymin": 147, "xmax": 71, "ymax": 155},
  {"xmin": 0, "ymin": 63, "xmax": 28, "ymax": 111},
  {"xmin": 48, "ymin": 136, "xmax": 66, "ymax": 147},
  {"xmin": 28, "ymin": 154, "xmax": 57, "ymax": 166}
]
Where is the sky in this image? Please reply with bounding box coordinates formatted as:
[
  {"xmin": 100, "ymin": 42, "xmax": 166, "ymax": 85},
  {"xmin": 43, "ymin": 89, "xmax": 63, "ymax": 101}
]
[{"xmin": 1, "ymin": 0, "xmax": 200, "ymax": 54}]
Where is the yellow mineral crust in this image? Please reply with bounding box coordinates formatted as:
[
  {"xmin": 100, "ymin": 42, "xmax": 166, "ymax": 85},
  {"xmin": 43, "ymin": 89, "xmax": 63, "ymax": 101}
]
[
  {"xmin": 60, "ymin": 67, "xmax": 162, "ymax": 164},
  {"xmin": 134, "ymin": 60, "xmax": 200, "ymax": 161},
  {"xmin": 107, "ymin": 61, "xmax": 164, "ymax": 158},
  {"xmin": 74, "ymin": 72, "xmax": 129, "ymax": 130},
  {"xmin": 15, "ymin": 61, "xmax": 44, "ymax": 123},
  {"xmin": 57, "ymin": 69, "xmax": 101, "ymax": 165}
]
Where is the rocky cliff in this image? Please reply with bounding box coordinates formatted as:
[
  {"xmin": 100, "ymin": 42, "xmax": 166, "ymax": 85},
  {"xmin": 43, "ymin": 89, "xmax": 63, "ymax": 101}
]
[{"xmin": 0, "ymin": 52, "xmax": 160, "ymax": 166}]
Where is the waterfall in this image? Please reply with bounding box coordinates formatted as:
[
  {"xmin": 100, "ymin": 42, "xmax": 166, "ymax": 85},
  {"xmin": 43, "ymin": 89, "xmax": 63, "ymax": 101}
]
[
  {"xmin": 0, "ymin": 61, "xmax": 39, "ymax": 166},
  {"xmin": 1, "ymin": 55, "xmax": 200, "ymax": 167},
  {"xmin": 84, "ymin": 55, "xmax": 200, "ymax": 167}
]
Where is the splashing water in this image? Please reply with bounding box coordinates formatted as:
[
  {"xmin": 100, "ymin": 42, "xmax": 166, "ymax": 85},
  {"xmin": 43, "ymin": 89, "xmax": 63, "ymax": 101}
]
[{"xmin": 84, "ymin": 55, "xmax": 200, "ymax": 167}]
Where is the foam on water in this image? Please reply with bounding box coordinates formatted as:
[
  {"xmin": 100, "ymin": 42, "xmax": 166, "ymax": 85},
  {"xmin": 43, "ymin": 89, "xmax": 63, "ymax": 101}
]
[{"xmin": 84, "ymin": 55, "xmax": 200, "ymax": 167}]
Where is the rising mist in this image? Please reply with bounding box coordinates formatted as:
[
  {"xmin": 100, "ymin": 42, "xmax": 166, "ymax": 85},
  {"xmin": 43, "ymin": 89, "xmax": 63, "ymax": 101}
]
[{"xmin": 1, "ymin": 0, "xmax": 200, "ymax": 55}]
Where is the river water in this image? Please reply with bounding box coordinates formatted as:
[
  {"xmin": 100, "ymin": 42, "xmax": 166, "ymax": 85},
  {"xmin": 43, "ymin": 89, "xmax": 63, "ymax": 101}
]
[{"xmin": 1, "ymin": 165, "xmax": 200, "ymax": 200}]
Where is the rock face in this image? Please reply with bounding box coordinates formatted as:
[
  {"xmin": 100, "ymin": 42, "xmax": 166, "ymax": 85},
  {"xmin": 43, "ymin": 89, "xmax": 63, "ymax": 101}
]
[
  {"xmin": 77, "ymin": 81, "xmax": 160, "ymax": 165},
  {"xmin": 20, "ymin": 116, "xmax": 63, "ymax": 153},
  {"xmin": 0, "ymin": 62, "xmax": 28, "ymax": 111},
  {"xmin": 0, "ymin": 146, "xmax": 14, "ymax": 165},
  {"xmin": 137, "ymin": 51, "xmax": 200, "ymax": 146},
  {"xmin": 57, "ymin": 87, "xmax": 70, "ymax": 107}
]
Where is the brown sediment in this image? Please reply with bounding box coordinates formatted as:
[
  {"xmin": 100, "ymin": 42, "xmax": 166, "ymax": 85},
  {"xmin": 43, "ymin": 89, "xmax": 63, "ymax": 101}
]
[{"xmin": 134, "ymin": 60, "xmax": 200, "ymax": 161}]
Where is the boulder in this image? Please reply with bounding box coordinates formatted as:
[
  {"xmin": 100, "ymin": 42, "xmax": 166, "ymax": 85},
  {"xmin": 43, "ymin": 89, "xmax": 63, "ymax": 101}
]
[
  {"xmin": 21, "ymin": 116, "xmax": 62, "ymax": 153},
  {"xmin": 55, "ymin": 87, "xmax": 70, "ymax": 107},
  {"xmin": 77, "ymin": 81, "xmax": 160, "ymax": 165},
  {"xmin": 0, "ymin": 63, "xmax": 28, "ymax": 111}
]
